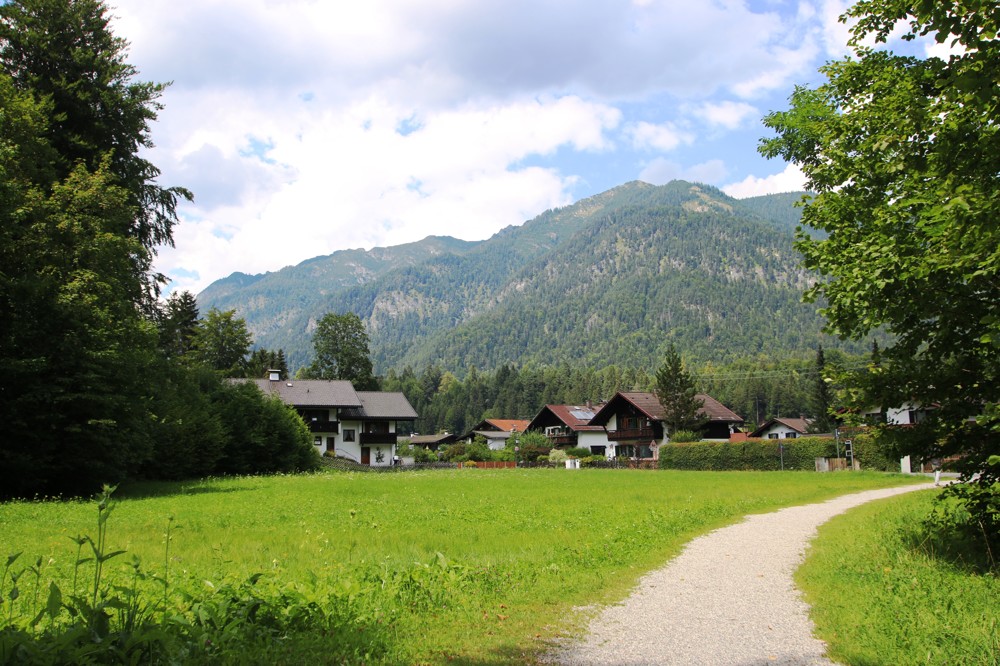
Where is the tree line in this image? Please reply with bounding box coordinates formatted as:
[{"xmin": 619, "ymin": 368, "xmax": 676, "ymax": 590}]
[{"xmin": 0, "ymin": 0, "xmax": 315, "ymax": 499}]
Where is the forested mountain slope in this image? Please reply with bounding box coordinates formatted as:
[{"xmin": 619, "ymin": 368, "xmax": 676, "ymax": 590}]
[{"xmin": 198, "ymin": 180, "xmax": 861, "ymax": 373}]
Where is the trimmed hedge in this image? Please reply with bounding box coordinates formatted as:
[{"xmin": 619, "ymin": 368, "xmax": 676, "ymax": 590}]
[
  {"xmin": 658, "ymin": 437, "xmax": 838, "ymax": 471},
  {"xmin": 850, "ymin": 432, "xmax": 899, "ymax": 472}
]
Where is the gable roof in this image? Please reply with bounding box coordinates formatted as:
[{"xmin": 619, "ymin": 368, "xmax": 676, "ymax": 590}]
[
  {"xmin": 527, "ymin": 404, "xmax": 605, "ymax": 432},
  {"xmin": 339, "ymin": 391, "xmax": 418, "ymax": 420},
  {"xmin": 246, "ymin": 378, "xmax": 362, "ymax": 408},
  {"xmin": 590, "ymin": 392, "xmax": 743, "ymax": 426},
  {"xmin": 482, "ymin": 419, "xmax": 531, "ymax": 433},
  {"xmin": 749, "ymin": 417, "xmax": 812, "ymax": 438}
]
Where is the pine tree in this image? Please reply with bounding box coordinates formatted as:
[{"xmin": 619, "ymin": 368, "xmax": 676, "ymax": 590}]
[
  {"xmin": 808, "ymin": 345, "xmax": 834, "ymax": 433},
  {"xmin": 654, "ymin": 344, "xmax": 707, "ymax": 434}
]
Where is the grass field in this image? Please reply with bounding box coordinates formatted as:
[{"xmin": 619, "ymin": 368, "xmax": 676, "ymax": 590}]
[
  {"xmin": 798, "ymin": 488, "xmax": 999, "ymax": 666},
  {"xmin": 1, "ymin": 469, "xmax": 924, "ymax": 664}
]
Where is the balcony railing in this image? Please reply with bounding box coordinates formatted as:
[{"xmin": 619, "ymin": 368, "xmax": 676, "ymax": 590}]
[
  {"xmin": 307, "ymin": 420, "xmax": 339, "ymax": 433},
  {"xmin": 547, "ymin": 434, "xmax": 578, "ymax": 447},
  {"xmin": 605, "ymin": 427, "xmax": 655, "ymax": 441},
  {"xmin": 360, "ymin": 432, "xmax": 397, "ymax": 445}
]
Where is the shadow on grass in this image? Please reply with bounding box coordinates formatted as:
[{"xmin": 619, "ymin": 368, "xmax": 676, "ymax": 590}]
[{"xmin": 116, "ymin": 479, "xmax": 260, "ymax": 499}]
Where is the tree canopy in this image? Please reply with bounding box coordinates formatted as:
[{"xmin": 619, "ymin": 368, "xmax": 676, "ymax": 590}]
[
  {"xmin": 307, "ymin": 312, "xmax": 377, "ymax": 390},
  {"xmin": 654, "ymin": 344, "xmax": 706, "ymax": 434},
  {"xmin": 761, "ymin": 0, "xmax": 1000, "ymax": 550}
]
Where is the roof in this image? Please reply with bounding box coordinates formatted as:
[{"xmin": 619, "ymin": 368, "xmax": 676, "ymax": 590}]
[
  {"xmin": 410, "ymin": 433, "xmax": 455, "ymax": 446},
  {"xmin": 339, "ymin": 391, "xmax": 418, "ymax": 420},
  {"xmin": 749, "ymin": 417, "xmax": 812, "ymax": 438},
  {"xmin": 245, "ymin": 379, "xmax": 362, "ymax": 408},
  {"xmin": 590, "ymin": 392, "xmax": 743, "ymax": 426},
  {"xmin": 486, "ymin": 419, "xmax": 531, "ymax": 433},
  {"xmin": 527, "ymin": 404, "xmax": 606, "ymax": 432}
]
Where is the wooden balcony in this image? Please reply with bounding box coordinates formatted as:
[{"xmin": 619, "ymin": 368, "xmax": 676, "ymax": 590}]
[
  {"xmin": 605, "ymin": 427, "xmax": 655, "ymax": 442},
  {"xmin": 547, "ymin": 434, "xmax": 578, "ymax": 447},
  {"xmin": 307, "ymin": 420, "xmax": 339, "ymax": 433},
  {"xmin": 360, "ymin": 432, "xmax": 397, "ymax": 445}
]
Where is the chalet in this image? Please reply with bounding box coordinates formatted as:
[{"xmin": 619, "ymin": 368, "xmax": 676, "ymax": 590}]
[
  {"xmin": 527, "ymin": 403, "xmax": 609, "ymax": 455},
  {"xmin": 749, "ymin": 417, "xmax": 814, "ymax": 439},
  {"xmin": 589, "ymin": 392, "xmax": 744, "ymax": 461},
  {"xmin": 245, "ymin": 373, "xmax": 417, "ymax": 466},
  {"xmin": 460, "ymin": 418, "xmax": 531, "ymax": 450}
]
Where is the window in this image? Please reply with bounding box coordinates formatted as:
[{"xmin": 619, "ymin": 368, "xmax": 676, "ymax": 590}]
[
  {"xmin": 768, "ymin": 433, "xmax": 779, "ymax": 439},
  {"xmin": 785, "ymin": 432, "xmax": 797, "ymax": 439},
  {"xmin": 344, "ymin": 429, "xmax": 355, "ymax": 442},
  {"xmin": 314, "ymin": 436, "xmax": 322, "ymax": 447}
]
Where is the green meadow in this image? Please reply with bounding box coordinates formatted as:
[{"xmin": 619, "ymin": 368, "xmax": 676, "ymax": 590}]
[{"xmin": 1, "ymin": 469, "xmax": 923, "ymax": 664}]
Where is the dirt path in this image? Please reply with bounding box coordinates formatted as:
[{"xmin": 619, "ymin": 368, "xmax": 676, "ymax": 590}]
[{"xmin": 544, "ymin": 483, "xmax": 934, "ymax": 665}]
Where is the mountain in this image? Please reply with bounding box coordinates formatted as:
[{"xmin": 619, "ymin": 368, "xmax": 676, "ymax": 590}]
[{"xmin": 198, "ymin": 180, "xmax": 861, "ymax": 373}]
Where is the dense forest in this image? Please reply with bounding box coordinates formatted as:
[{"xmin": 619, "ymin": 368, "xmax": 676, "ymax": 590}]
[
  {"xmin": 0, "ymin": 0, "xmax": 318, "ymax": 498},
  {"xmin": 201, "ymin": 181, "xmax": 871, "ymax": 375}
]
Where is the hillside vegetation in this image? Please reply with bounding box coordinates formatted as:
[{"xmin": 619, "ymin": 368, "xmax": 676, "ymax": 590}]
[{"xmin": 200, "ymin": 180, "xmax": 868, "ymax": 374}]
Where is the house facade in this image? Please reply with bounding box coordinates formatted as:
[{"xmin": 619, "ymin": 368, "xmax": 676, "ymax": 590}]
[
  {"xmin": 247, "ymin": 374, "xmax": 417, "ymax": 466},
  {"xmin": 589, "ymin": 392, "xmax": 744, "ymax": 461},
  {"xmin": 527, "ymin": 404, "xmax": 610, "ymax": 455}
]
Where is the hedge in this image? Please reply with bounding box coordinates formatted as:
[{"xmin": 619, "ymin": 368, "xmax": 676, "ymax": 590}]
[{"xmin": 658, "ymin": 437, "xmax": 837, "ymax": 471}]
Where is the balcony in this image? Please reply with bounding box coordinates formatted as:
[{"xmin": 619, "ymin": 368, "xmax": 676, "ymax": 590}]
[
  {"xmin": 360, "ymin": 432, "xmax": 397, "ymax": 445},
  {"xmin": 547, "ymin": 434, "xmax": 578, "ymax": 447},
  {"xmin": 307, "ymin": 420, "xmax": 339, "ymax": 434},
  {"xmin": 605, "ymin": 427, "xmax": 655, "ymax": 442}
]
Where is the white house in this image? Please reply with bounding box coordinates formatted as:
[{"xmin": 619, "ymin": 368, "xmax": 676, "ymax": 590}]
[
  {"xmin": 246, "ymin": 375, "xmax": 417, "ymax": 466},
  {"xmin": 749, "ymin": 417, "xmax": 814, "ymax": 439}
]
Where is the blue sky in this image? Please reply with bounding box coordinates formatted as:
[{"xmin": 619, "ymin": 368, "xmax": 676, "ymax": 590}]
[{"xmin": 107, "ymin": 0, "xmax": 939, "ymax": 295}]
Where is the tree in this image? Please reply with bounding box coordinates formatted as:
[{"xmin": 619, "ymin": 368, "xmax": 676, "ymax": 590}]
[
  {"xmin": 808, "ymin": 346, "xmax": 834, "ymax": 433},
  {"xmin": 160, "ymin": 290, "xmax": 200, "ymax": 358},
  {"xmin": 191, "ymin": 308, "xmax": 253, "ymax": 376},
  {"xmin": 654, "ymin": 344, "xmax": 706, "ymax": 434},
  {"xmin": 0, "ymin": 0, "xmax": 191, "ymax": 304},
  {"xmin": 308, "ymin": 312, "xmax": 377, "ymax": 389},
  {"xmin": 761, "ymin": 1, "xmax": 1000, "ymax": 552}
]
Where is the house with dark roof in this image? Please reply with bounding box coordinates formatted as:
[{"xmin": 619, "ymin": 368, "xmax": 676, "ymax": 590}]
[
  {"xmin": 527, "ymin": 403, "xmax": 609, "ymax": 455},
  {"xmin": 589, "ymin": 391, "xmax": 744, "ymax": 461},
  {"xmin": 245, "ymin": 373, "xmax": 417, "ymax": 466},
  {"xmin": 460, "ymin": 418, "xmax": 531, "ymax": 450},
  {"xmin": 749, "ymin": 417, "xmax": 815, "ymax": 439}
]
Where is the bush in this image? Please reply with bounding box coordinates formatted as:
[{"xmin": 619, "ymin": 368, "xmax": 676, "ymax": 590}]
[
  {"xmin": 516, "ymin": 443, "xmax": 551, "ymax": 463},
  {"xmin": 668, "ymin": 429, "xmax": 701, "ymax": 443},
  {"xmin": 548, "ymin": 449, "xmax": 568, "ymax": 463},
  {"xmin": 659, "ymin": 437, "xmax": 837, "ymax": 471},
  {"xmin": 565, "ymin": 447, "xmax": 591, "ymax": 458}
]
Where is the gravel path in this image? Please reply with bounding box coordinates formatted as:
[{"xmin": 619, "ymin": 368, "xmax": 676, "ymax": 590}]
[{"xmin": 544, "ymin": 483, "xmax": 935, "ymax": 666}]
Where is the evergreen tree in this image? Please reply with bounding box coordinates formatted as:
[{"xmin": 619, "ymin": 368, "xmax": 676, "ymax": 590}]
[
  {"xmin": 654, "ymin": 344, "xmax": 707, "ymax": 434},
  {"xmin": 808, "ymin": 345, "xmax": 834, "ymax": 433},
  {"xmin": 160, "ymin": 290, "xmax": 200, "ymax": 358}
]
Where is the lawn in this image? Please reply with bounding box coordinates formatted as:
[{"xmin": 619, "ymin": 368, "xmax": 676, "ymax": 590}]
[
  {"xmin": 0, "ymin": 469, "xmax": 922, "ymax": 664},
  {"xmin": 798, "ymin": 488, "xmax": 999, "ymax": 666}
]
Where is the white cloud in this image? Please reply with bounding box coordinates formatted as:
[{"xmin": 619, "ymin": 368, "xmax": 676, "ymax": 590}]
[
  {"xmin": 722, "ymin": 163, "xmax": 807, "ymax": 198},
  {"xmin": 101, "ymin": 1, "xmax": 844, "ymax": 294},
  {"xmin": 697, "ymin": 101, "xmax": 759, "ymax": 130},
  {"xmin": 625, "ymin": 121, "xmax": 692, "ymax": 152}
]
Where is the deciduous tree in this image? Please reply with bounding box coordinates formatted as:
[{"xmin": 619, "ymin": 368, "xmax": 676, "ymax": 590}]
[
  {"xmin": 761, "ymin": 0, "xmax": 1000, "ymax": 551},
  {"xmin": 307, "ymin": 312, "xmax": 377, "ymax": 389}
]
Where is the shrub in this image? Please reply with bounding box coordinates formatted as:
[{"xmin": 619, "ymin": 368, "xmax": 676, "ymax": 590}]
[
  {"xmin": 565, "ymin": 447, "xmax": 591, "ymax": 459},
  {"xmin": 548, "ymin": 449, "xmax": 568, "ymax": 463},
  {"xmin": 516, "ymin": 444, "xmax": 551, "ymax": 463},
  {"xmin": 668, "ymin": 429, "xmax": 701, "ymax": 443},
  {"xmin": 659, "ymin": 437, "xmax": 838, "ymax": 471},
  {"xmin": 463, "ymin": 460, "xmax": 478, "ymax": 468}
]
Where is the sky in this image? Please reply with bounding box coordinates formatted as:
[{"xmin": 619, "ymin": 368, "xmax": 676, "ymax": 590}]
[{"xmin": 104, "ymin": 0, "xmax": 938, "ymax": 295}]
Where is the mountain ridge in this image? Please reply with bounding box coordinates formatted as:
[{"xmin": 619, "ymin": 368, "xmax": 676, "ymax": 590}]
[{"xmin": 197, "ymin": 180, "xmax": 859, "ymax": 372}]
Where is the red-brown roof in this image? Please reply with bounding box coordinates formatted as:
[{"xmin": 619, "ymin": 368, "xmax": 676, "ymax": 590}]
[
  {"xmin": 485, "ymin": 419, "xmax": 531, "ymax": 433},
  {"xmin": 591, "ymin": 392, "xmax": 743, "ymax": 426},
  {"xmin": 528, "ymin": 404, "xmax": 606, "ymax": 432}
]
